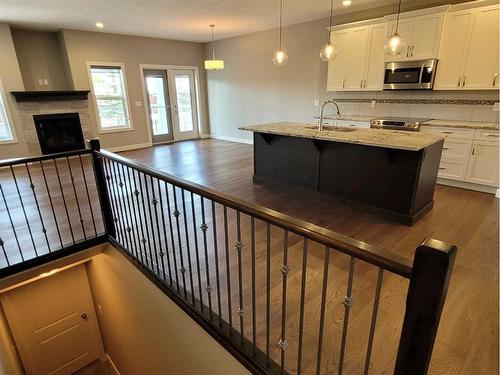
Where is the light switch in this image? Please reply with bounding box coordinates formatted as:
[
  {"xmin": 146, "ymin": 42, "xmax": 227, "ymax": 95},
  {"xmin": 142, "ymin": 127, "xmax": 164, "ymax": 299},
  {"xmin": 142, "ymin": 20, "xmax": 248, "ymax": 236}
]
[
  {"xmin": 135, "ymin": 101, "xmax": 143, "ymax": 107},
  {"xmin": 493, "ymin": 102, "xmax": 499, "ymax": 112}
]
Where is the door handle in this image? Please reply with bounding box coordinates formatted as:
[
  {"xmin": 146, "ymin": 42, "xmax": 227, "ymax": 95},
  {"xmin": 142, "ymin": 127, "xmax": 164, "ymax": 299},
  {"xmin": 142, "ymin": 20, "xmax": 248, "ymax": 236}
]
[{"xmin": 81, "ymin": 313, "xmax": 88, "ymax": 320}]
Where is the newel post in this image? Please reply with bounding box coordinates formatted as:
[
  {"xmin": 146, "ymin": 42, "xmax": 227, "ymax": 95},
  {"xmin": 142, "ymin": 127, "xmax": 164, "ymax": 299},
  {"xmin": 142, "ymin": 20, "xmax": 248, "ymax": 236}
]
[
  {"xmin": 394, "ymin": 238, "xmax": 457, "ymax": 375},
  {"xmin": 88, "ymin": 139, "xmax": 116, "ymax": 238}
]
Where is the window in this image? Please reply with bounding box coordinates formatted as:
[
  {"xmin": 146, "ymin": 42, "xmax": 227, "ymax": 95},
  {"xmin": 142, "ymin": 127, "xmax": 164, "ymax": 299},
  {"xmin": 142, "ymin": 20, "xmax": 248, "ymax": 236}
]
[
  {"xmin": 89, "ymin": 64, "xmax": 132, "ymax": 131},
  {"xmin": 0, "ymin": 85, "xmax": 14, "ymax": 142}
]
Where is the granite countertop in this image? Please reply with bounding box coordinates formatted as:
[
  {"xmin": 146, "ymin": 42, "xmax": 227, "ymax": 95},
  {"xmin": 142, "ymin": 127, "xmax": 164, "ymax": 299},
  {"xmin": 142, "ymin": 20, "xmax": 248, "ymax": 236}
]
[{"xmin": 239, "ymin": 122, "xmax": 445, "ymax": 151}]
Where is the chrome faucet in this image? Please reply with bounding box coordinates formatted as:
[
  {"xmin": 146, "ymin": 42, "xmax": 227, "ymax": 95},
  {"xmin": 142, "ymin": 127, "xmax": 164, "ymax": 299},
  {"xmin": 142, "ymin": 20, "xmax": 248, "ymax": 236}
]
[{"xmin": 318, "ymin": 100, "xmax": 341, "ymax": 131}]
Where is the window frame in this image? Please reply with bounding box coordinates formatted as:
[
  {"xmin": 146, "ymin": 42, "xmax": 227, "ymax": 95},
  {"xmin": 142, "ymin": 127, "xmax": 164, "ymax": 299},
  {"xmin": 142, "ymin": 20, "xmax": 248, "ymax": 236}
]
[
  {"xmin": 0, "ymin": 78, "xmax": 17, "ymax": 145},
  {"xmin": 87, "ymin": 62, "xmax": 134, "ymax": 134}
]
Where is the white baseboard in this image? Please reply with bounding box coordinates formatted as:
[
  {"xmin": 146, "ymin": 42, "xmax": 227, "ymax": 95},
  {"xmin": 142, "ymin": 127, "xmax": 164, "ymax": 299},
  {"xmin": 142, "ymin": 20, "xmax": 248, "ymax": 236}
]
[
  {"xmin": 199, "ymin": 133, "xmax": 210, "ymax": 139},
  {"xmin": 437, "ymin": 178, "xmax": 498, "ymax": 194},
  {"xmin": 105, "ymin": 353, "xmax": 120, "ymax": 375},
  {"xmin": 106, "ymin": 142, "xmax": 152, "ymax": 153},
  {"xmin": 209, "ymin": 134, "xmax": 253, "ymax": 145}
]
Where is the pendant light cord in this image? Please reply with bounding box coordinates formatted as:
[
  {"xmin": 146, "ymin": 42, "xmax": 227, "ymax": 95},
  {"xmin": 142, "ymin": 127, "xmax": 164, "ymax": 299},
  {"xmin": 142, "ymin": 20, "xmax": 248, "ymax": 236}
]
[
  {"xmin": 279, "ymin": 0, "xmax": 284, "ymax": 49},
  {"xmin": 210, "ymin": 24, "xmax": 216, "ymax": 60},
  {"xmin": 395, "ymin": 0, "xmax": 402, "ymax": 33},
  {"xmin": 328, "ymin": 0, "xmax": 334, "ymax": 43}
]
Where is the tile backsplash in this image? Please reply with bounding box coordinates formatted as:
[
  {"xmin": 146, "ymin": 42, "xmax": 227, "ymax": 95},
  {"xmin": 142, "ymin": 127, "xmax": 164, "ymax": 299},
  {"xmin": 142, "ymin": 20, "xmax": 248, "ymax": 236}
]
[{"xmin": 323, "ymin": 90, "xmax": 499, "ymax": 123}]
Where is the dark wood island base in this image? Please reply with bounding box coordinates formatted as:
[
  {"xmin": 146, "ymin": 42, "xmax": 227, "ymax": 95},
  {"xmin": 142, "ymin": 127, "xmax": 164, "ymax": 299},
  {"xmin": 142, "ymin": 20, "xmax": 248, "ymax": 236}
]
[{"xmin": 252, "ymin": 132, "xmax": 444, "ymax": 225}]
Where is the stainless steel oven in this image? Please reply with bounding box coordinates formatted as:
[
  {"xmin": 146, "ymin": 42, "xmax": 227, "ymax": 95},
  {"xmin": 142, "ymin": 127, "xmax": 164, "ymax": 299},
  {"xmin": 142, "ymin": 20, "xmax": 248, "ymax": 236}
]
[{"xmin": 383, "ymin": 59, "xmax": 438, "ymax": 90}]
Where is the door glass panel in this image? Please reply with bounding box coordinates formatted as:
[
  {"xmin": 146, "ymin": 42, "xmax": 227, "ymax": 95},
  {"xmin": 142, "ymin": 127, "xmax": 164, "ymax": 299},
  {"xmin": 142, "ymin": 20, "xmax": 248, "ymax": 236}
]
[
  {"xmin": 174, "ymin": 75, "xmax": 194, "ymax": 132},
  {"xmin": 146, "ymin": 76, "xmax": 170, "ymax": 136}
]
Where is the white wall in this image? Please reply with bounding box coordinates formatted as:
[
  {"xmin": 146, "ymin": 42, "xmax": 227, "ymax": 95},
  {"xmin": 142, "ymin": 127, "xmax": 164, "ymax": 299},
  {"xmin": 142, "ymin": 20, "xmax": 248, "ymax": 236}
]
[{"xmin": 86, "ymin": 245, "xmax": 251, "ymax": 375}]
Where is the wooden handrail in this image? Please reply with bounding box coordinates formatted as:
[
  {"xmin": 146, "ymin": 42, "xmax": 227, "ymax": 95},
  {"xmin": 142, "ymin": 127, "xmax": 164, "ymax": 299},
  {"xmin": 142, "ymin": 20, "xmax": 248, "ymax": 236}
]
[{"xmin": 97, "ymin": 147, "xmax": 414, "ymax": 278}]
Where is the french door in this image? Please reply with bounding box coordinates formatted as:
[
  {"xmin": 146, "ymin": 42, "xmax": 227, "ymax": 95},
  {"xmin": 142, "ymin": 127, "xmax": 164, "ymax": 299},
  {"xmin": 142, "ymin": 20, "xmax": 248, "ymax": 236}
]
[{"xmin": 144, "ymin": 68, "xmax": 199, "ymax": 143}]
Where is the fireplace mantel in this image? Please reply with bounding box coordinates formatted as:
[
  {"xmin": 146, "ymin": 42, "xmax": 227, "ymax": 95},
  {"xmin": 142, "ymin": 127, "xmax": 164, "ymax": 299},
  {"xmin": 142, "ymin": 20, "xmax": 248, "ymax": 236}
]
[{"xmin": 11, "ymin": 90, "xmax": 90, "ymax": 102}]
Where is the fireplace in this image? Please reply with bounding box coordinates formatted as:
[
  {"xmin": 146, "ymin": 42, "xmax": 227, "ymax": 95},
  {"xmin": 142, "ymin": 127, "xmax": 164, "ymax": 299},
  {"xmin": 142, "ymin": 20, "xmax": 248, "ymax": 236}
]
[{"xmin": 33, "ymin": 113, "xmax": 85, "ymax": 155}]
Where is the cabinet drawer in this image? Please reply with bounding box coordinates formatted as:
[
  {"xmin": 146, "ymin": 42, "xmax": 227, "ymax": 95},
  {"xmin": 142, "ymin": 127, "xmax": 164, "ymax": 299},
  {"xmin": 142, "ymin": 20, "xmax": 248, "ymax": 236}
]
[
  {"xmin": 441, "ymin": 139, "xmax": 472, "ymax": 160},
  {"xmin": 474, "ymin": 129, "xmax": 500, "ymax": 142},
  {"xmin": 438, "ymin": 158, "xmax": 468, "ymax": 181},
  {"xmin": 421, "ymin": 126, "xmax": 475, "ymax": 139}
]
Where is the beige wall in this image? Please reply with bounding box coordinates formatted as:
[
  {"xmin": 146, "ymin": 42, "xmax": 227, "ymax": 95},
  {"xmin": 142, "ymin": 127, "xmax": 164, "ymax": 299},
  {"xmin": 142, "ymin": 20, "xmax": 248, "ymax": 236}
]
[
  {"xmin": 86, "ymin": 245, "xmax": 250, "ymax": 375},
  {"xmin": 62, "ymin": 30, "xmax": 209, "ymax": 150},
  {"xmin": 0, "ymin": 23, "xmax": 28, "ymax": 159},
  {"xmin": 11, "ymin": 29, "xmax": 70, "ymax": 91}
]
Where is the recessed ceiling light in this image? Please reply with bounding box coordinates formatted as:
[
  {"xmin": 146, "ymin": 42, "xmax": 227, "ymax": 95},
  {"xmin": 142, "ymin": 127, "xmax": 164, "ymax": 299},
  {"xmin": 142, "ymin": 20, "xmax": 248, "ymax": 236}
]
[
  {"xmin": 342, "ymin": 0, "xmax": 352, "ymax": 6},
  {"xmin": 95, "ymin": 22, "xmax": 104, "ymax": 29}
]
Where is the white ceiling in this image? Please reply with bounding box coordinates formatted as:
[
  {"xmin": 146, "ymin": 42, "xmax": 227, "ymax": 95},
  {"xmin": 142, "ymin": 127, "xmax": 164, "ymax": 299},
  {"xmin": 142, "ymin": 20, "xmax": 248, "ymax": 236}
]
[{"xmin": 0, "ymin": 0, "xmax": 402, "ymax": 42}]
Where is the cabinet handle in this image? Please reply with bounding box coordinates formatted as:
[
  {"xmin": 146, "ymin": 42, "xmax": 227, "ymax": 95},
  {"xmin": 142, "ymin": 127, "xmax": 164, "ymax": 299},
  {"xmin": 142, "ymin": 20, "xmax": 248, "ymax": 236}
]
[
  {"xmin": 457, "ymin": 76, "xmax": 462, "ymax": 87},
  {"xmin": 493, "ymin": 73, "xmax": 498, "ymax": 87},
  {"xmin": 442, "ymin": 147, "xmax": 450, "ymax": 150},
  {"xmin": 360, "ymin": 79, "xmax": 363, "ymax": 88},
  {"xmin": 462, "ymin": 75, "xmax": 467, "ymax": 87},
  {"xmin": 439, "ymin": 167, "xmax": 446, "ymax": 170},
  {"xmin": 406, "ymin": 46, "xmax": 410, "ymax": 57},
  {"xmin": 342, "ymin": 78, "xmax": 346, "ymax": 89},
  {"xmin": 484, "ymin": 133, "xmax": 500, "ymax": 137},
  {"xmin": 472, "ymin": 146, "xmax": 475, "ymax": 155},
  {"xmin": 411, "ymin": 45, "xmax": 415, "ymax": 57},
  {"xmin": 440, "ymin": 131, "xmax": 453, "ymax": 134}
]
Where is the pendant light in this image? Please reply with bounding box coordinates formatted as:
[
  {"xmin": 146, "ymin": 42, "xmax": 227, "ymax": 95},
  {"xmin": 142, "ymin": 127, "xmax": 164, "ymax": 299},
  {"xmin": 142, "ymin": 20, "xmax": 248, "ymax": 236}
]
[
  {"xmin": 320, "ymin": 0, "xmax": 337, "ymax": 62},
  {"xmin": 272, "ymin": 0, "xmax": 288, "ymax": 66},
  {"xmin": 205, "ymin": 24, "xmax": 224, "ymax": 71},
  {"xmin": 385, "ymin": 0, "xmax": 406, "ymax": 56}
]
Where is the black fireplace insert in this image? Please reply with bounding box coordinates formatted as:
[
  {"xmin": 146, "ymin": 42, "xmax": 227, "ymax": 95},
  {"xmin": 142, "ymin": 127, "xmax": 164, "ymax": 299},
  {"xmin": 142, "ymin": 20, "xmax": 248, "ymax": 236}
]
[{"xmin": 33, "ymin": 112, "xmax": 85, "ymax": 155}]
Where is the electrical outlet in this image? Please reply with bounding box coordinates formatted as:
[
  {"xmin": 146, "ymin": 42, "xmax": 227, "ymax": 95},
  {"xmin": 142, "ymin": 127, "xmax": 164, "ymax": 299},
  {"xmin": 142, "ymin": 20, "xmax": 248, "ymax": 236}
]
[
  {"xmin": 314, "ymin": 99, "xmax": 320, "ymax": 106},
  {"xmin": 493, "ymin": 102, "xmax": 499, "ymax": 112},
  {"xmin": 38, "ymin": 78, "xmax": 44, "ymax": 86},
  {"xmin": 43, "ymin": 79, "xmax": 48, "ymax": 85},
  {"xmin": 370, "ymin": 100, "xmax": 376, "ymax": 108}
]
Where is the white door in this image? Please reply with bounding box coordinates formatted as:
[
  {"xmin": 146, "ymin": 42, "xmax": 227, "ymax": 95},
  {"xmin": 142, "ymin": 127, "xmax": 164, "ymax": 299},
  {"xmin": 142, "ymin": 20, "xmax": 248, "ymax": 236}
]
[
  {"xmin": 144, "ymin": 70, "xmax": 174, "ymax": 143},
  {"xmin": 1, "ymin": 265, "xmax": 104, "ymax": 375},
  {"xmin": 167, "ymin": 69, "xmax": 199, "ymax": 141},
  {"xmin": 344, "ymin": 26, "xmax": 369, "ymax": 90},
  {"xmin": 327, "ymin": 29, "xmax": 351, "ymax": 91},
  {"xmin": 462, "ymin": 4, "xmax": 500, "ymax": 90},
  {"xmin": 465, "ymin": 141, "xmax": 500, "ymax": 186},
  {"xmin": 434, "ymin": 9, "xmax": 474, "ymax": 90},
  {"xmin": 364, "ymin": 23, "xmax": 387, "ymax": 90}
]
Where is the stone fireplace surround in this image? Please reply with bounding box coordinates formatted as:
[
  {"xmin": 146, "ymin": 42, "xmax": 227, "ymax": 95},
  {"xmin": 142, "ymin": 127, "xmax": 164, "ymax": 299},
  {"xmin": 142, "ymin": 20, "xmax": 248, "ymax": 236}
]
[{"xmin": 15, "ymin": 98, "xmax": 94, "ymax": 156}]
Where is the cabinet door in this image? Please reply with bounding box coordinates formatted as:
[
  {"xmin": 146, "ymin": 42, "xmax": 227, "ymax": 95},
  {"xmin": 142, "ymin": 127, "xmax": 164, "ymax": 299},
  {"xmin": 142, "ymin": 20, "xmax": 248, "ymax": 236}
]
[
  {"xmin": 411, "ymin": 13, "xmax": 445, "ymax": 59},
  {"xmin": 434, "ymin": 9, "xmax": 474, "ymax": 90},
  {"xmin": 326, "ymin": 30, "xmax": 351, "ymax": 91},
  {"xmin": 462, "ymin": 5, "xmax": 500, "ymax": 90},
  {"xmin": 386, "ymin": 19, "xmax": 414, "ymax": 61},
  {"xmin": 364, "ymin": 23, "xmax": 387, "ymax": 90},
  {"xmin": 344, "ymin": 26, "xmax": 369, "ymax": 90},
  {"xmin": 465, "ymin": 141, "xmax": 499, "ymax": 186}
]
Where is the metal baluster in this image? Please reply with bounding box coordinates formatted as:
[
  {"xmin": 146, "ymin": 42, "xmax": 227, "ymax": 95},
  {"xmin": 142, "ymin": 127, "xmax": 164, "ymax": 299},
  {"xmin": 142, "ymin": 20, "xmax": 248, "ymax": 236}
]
[
  {"xmin": 138, "ymin": 171, "xmax": 155, "ymax": 269},
  {"xmin": 236, "ymin": 211, "xmax": 244, "ymax": 345},
  {"xmin": 131, "ymin": 168, "xmax": 148, "ymax": 265},
  {"xmin": 66, "ymin": 157, "xmax": 87, "ymax": 240},
  {"xmin": 164, "ymin": 182, "xmax": 180, "ymax": 290},
  {"xmin": 223, "ymin": 206, "xmax": 233, "ymax": 331},
  {"xmin": 190, "ymin": 192, "xmax": 204, "ymax": 309},
  {"xmin": 172, "ymin": 186, "xmax": 187, "ymax": 296},
  {"xmin": 39, "ymin": 161, "xmax": 63, "ymax": 248},
  {"xmin": 111, "ymin": 161, "xmax": 132, "ymax": 253},
  {"xmin": 53, "ymin": 158, "xmax": 75, "ymax": 244},
  {"xmin": 316, "ymin": 246, "xmax": 331, "ymax": 375},
  {"xmin": 181, "ymin": 189, "xmax": 196, "ymax": 303},
  {"xmin": 0, "ymin": 183, "xmax": 23, "ymax": 262},
  {"xmin": 103, "ymin": 159, "xmax": 125, "ymax": 247},
  {"xmin": 78, "ymin": 155, "xmax": 98, "ymax": 236},
  {"xmin": 211, "ymin": 201, "xmax": 222, "ymax": 325},
  {"xmin": 10, "ymin": 166, "xmax": 37, "ymax": 255},
  {"xmin": 0, "ymin": 235, "xmax": 9, "ymax": 266},
  {"xmin": 119, "ymin": 163, "xmax": 139, "ymax": 259},
  {"xmin": 157, "ymin": 179, "xmax": 173, "ymax": 284},
  {"xmin": 338, "ymin": 257, "xmax": 356, "ymax": 375},
  {"xmin": 25, "ymin": 163, "xmax": 50, "ymax": 252},
  {"xmin": 297, "ymin": 239, "xmax": 308, "ymax": 375},
  {"xmin": 200, "ymin": 197, "xmax": 212, "ymax": 318},
  {"xmin": 143, "ymin": 173, "xmax": 161, "ymax": 275},
  {"xmin": 251, "ymin": 216, "xmax": 257, "ymax": 355},
  {"xmin": 279, "ymin": 230, "xmax": 289, "ymax": 373},
  {"xmin": 266, "ymin": 223, "xmax": 271, "ymax": 365},
  {"xmin": 363, "ymin": 268, "xmax": 384, "ymax": 375},
  {"xmin": 150, "ymin": 175, "xmax": 167, "ymax": 281}
]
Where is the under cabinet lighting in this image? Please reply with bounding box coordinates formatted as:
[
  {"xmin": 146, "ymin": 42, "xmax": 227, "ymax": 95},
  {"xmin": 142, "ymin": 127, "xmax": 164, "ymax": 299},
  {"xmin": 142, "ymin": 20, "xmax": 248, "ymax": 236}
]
[{"xmin": 342, "ymin": 0, "xmax": 352, "ymax": 6}]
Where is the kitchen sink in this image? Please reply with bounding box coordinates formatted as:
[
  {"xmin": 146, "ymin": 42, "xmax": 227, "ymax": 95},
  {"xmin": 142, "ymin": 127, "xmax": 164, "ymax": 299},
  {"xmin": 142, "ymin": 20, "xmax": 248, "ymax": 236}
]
[{"xmin": 305, "ymin": 125, "xmax": 357, "ymax": 132}]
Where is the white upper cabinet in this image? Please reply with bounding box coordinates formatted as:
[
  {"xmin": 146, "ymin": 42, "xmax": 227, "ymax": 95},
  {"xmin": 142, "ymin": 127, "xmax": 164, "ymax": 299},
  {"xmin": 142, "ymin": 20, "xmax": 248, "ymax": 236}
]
[
  {"xmin": 435, "ymin": 3, "xmax": 499, "ymax": 90},
  {"xmin": 327, "ymin": 20, "xmax": 387, "ymax": 91},
  {"xmin": 385, "ymin": 7, "xmax": 448, "ymax": 61}
]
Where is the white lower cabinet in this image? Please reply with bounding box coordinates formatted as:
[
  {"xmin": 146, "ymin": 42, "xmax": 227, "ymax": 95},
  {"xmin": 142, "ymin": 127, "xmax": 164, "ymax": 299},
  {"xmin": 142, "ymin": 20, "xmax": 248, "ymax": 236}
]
[
  {"xmin": 465, "ymin": 141, "xmax": 499, "ymax": 186},
  {"xmin": 438, "ymin": 158, "xmax": 469, "ymax": 180}
]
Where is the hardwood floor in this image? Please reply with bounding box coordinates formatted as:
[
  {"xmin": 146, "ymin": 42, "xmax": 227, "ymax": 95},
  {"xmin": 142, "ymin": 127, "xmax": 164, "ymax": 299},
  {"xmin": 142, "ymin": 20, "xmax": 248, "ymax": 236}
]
[{"xmin": 119, "ymin": 139, "xmax": 499, "ymax": 375}]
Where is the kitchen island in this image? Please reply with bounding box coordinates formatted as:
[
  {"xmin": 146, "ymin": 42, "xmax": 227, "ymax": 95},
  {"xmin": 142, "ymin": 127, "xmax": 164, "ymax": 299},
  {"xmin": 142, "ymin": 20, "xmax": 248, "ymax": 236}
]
[{"xmin": 240, "ymin": 122, "xmax": 445, "ymax": 225}]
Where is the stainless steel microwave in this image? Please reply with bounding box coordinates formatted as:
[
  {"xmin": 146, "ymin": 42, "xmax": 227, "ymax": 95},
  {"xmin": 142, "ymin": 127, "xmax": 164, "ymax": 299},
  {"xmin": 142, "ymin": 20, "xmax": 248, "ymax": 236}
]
[{"xmin": 383, "ymin": 59, "xmax": 438, "ymax": 90}]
